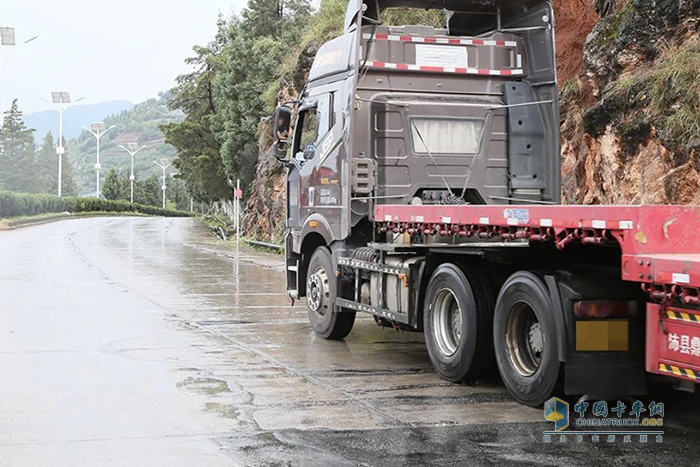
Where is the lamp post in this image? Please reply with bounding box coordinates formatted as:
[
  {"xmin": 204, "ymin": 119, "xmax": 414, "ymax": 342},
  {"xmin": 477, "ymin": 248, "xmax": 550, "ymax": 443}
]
[
  {"xmin": 0, "ymin": 28, "xmax": 14, "ymax": 116},
  {"xmin": 153, "ymin": 158, "xmax": 171, "ymax": 209},
  {"xmin": 119, "ymin": 142, "xmax": 146, "ymax": 203},
  {"xmin": 45, "ymin": 92, "xmax": 83, "ymax": 196},
  {"xmin": 83, "ymin": 122, "xmax": 115, "ymax": 198},
  {"xmin": 0, "ymin": 29, "xmax": 38, "ymax": 113}
]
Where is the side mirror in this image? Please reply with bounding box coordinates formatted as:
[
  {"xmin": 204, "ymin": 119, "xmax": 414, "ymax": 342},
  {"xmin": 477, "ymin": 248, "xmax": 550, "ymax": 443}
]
[{"xmin": 273, "ymin": 105, "xmax": 292, "ymax": 161}]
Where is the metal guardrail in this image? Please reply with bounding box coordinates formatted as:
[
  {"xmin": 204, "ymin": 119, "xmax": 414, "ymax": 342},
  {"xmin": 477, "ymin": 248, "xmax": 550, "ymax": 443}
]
[{"xmin": 244, "ymin": 239, "xmax": 282, "ymax": 251}]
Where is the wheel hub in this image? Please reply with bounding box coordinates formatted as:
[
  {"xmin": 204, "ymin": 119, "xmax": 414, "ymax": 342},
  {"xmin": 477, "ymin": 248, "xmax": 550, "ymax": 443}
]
[
  {"xmin": 505, "ymin": 302, "xmax": 543, "ymax": 377},
  {"xmin": 432, "ymin": 288, "xmax": 463, "ymax": 357},
  {"xmin": 307, "ymin": 267, "xmax": 329, "ymax": 314}
]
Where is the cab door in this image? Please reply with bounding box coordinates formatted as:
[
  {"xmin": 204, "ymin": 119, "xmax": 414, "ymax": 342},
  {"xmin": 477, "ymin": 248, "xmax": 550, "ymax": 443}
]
[{"xmin": 294, "ymin": 92, "xmax": 339, "ymax": 229}]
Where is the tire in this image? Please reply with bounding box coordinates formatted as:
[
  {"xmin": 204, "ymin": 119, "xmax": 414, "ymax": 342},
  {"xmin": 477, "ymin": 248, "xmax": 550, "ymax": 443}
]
[
  {"xmin": 423, "ymin": 263, "xmax": 494, "ymax": 383},
  {"xmin": 493, "ymin": 271, "xmax": 560, "ymax": 407},
  {"xmin": 306, "ymin": 247, "xmax": 355, "ymax": 339}
]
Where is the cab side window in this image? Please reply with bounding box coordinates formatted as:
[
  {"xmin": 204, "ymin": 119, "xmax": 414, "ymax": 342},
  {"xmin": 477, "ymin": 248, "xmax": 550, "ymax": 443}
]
[
  {"xmin": 300, "ymin": 108, "xmax": 318, "ymax": 155},
  {"xmin": 293, "ymin": 93, "xmax": 334, "ymax": 161}
]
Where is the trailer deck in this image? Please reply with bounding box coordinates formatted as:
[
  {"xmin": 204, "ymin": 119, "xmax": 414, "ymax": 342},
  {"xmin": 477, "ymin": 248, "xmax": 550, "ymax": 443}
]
[
  {"xmin": 375, "ymin": 203, "xmax": 700, "ymax": 384},
  {"xmin": 375, "ymin": 204, "xmax": 700, "ymax": 290}
]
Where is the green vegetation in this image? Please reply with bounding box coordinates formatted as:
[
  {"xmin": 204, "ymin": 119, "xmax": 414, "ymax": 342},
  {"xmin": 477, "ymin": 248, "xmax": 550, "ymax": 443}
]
[
  {"xmin": 99, "ymin": 167, "xmax": 191, "ymax": 211},
  {"xmin": 609, "ymin": 38, "xmax": 700, "ymax": 148},
  {"xmin": 0, "ymin": 190, "xmax": 193, "ymax": 219},
  {"xmin": 164, "ymin": 1, "xmax": 312, "ymax": 202},
  {"xmin": 0, "ymin": 101, "xmax": 77, "ymax": 196}
]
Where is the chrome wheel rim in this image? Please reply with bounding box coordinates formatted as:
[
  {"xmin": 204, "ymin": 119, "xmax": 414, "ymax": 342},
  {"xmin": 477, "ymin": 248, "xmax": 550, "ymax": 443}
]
[
  {"xmin": 505, "ymin": 302, "xmax": 543, "ymax": 377},
  {"xmin": 307, "ymin": 266, "xmax": 329, "ymax": 315},
  {"xmin": 432, "ymin": 288, "xmax": 463, "ymax": 357}
]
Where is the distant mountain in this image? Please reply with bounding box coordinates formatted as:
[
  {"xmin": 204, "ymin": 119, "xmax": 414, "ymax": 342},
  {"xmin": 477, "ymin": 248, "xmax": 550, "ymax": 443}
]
[{"xmin": 25, "ymin": 101, "xmax": 134, "ymax": 141}]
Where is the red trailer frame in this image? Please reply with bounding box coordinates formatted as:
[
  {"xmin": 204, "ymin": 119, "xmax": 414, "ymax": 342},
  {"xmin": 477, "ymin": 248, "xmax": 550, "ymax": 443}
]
[{"xmin": 375, "ymin": 204, "xmax": 700, "ymax": 383}]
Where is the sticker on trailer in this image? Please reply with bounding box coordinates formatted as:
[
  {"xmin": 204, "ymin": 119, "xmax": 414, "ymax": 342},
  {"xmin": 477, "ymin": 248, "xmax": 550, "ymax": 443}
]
[
  {"xmin": 503, "ymin": 208, "xmax": 529, "ymax": 224},
  {"xmin": 672, "ymin": 273, "xmax": 690, "ymax": 284},
  {"xmin": 619, "ymin": 220, "xmax": 634, "ymax": 230},
  {"xmin": 592, "ymin": 220, "xmax": 606, "ymax": 229},
  {"xmin": 441, "ymin": 216, "xmax": 452, "ymax": 224},
  {"xmin": 540, "ymin": 218, "xmax": 552, "ymax": 227},
  {"xmin": 384, "ymin": 214, "xmax": 392, "ymax": 222},
  {"xmin": 413, "ymin": 215, "xmax": 424, "ymax": 223},
  {"xmin": 479, "ymin": 217, "xmax": 490, "ymax": 224},
  {"xmin": 415, "ymin": 44, "xmax": 468, "ymax": 68}
]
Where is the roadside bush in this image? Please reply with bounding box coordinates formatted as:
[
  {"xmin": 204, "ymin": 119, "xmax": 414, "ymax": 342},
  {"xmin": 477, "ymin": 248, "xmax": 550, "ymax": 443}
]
[{"xmin": 0, "ymin": 191, "xmax": 194, "ymax": 219}]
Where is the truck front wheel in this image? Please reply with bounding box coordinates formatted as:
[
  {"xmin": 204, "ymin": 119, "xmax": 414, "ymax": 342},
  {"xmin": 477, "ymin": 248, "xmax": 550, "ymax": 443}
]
[
  {"xmin": 424, "ymin": 264, "xmax": 493, "ymax": 383},
  {"xmin": 306, "ymin": 247, "xmax": 355, "ymax": 339},
  {"xmin": 493, "ymin": 271, "xmax": 560, "ymax": 407}
]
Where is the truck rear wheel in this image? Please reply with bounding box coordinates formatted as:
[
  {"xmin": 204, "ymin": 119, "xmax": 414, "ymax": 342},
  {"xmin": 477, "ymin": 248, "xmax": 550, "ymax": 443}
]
[
  {"xmin": 306, "ymin": 247, "xmax": 355, "ymax": 339},
  {"xmin": 494, "ymin": 271, "xmax": 560, "ymax": 407},
  {"xmin": 424, "ymin": 264, "xmax": 494, "ymax": 383}
]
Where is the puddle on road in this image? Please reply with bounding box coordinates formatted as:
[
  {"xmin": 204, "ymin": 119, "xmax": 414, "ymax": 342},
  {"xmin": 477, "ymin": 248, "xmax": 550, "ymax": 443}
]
[
  {"xmin": 177, "ymin": 376, "xmax": 231, "ymax": 395},
  {"xmin": 204, "ymin": 401, "xmax": 239, "ymax": 419}
]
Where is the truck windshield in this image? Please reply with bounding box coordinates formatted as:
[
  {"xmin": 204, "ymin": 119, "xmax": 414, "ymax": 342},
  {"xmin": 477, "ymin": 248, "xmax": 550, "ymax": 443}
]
[{"xmin": 410, "ymin": 118, "xmax": 484, "ymax": 155}]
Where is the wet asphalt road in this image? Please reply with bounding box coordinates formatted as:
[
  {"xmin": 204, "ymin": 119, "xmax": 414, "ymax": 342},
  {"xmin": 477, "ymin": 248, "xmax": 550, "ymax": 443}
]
[{"xmin": 0, "ymin": 217, "xmax": 699, "ymax": 467}]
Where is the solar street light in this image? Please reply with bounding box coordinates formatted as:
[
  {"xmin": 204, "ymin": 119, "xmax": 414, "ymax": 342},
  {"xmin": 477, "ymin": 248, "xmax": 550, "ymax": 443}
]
[
  {"xmin": 153, "ymin": 159, "xmax": 171, "ymax": 209},
  {"xmin": 47, "ymin": 92, "xmax": 83, "ymax": 195},
  {"xmin": 0, "ymin": 28, "xmax": 15, "ymax": 46},
  {"xmin": 83, "ymin": 122, "xmax": 115, "ymax": 198},
  {"xmin": 119, "ymin": 143, "xmax": 147, "ymax": 203}
]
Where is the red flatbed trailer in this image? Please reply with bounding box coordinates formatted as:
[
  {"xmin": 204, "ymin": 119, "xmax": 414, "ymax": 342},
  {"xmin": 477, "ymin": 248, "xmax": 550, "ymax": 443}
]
[{"xmin": 375, "ymin": 203, "xmax": 700, "ymax": 385}]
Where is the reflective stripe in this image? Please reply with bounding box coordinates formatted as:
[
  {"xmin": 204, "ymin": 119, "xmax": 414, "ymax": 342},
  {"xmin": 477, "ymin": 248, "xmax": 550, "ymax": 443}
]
[
  {"xmin": 364, "ymin": 61, "xmax": 523, "ymax": 76},
  {"xmin": 363, "ymin": 33, "xmax": 518, "ymax": 48}
]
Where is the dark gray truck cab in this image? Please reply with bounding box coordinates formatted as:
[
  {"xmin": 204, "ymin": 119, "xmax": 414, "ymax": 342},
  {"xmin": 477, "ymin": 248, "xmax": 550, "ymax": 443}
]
[{"xmin": 278, "ymin": 0, "xmax": 560, "ymax": 297}]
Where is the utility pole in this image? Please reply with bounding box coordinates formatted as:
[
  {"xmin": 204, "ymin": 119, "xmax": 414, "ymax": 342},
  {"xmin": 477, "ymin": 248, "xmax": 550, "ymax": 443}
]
[
  {"xmin": 153, "ymin": 158, "xmax": 171, "ymax": 209},
  {"xmin": 45, "ymin": 92, "xmax": 83, "ymax": 196},
  {"xmin": 83, "ymin": 122, "xmax": 115, "ymax": 198},
  {"xmin": 119, "ymin": 142, "xmax": 146, "ymax": 203}
]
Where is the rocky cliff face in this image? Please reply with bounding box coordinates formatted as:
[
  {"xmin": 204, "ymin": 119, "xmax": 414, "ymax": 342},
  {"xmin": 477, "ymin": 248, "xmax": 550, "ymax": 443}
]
[
  {"xmin": 560, "ymin": 0, "xmax": 700, "ymax": 205},
  {"xmin": 244, "ymin": 0, "xmax": 700, "ymax": 241}
]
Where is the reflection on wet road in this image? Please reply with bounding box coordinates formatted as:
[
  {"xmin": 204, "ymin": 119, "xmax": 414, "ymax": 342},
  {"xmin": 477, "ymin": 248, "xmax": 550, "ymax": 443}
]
[{"xmin": 0, "ymin": 217, "xmax": 698, "ymax": 466}]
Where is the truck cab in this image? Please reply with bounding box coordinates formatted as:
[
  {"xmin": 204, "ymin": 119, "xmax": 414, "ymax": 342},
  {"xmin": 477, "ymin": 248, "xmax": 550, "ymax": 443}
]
[{"xmin": 275, "ymin": 0, "xmax": 559, "ymax": 301}]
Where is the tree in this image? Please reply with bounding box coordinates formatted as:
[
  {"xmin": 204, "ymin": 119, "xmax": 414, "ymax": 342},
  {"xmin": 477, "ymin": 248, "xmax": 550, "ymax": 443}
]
[
  {"xmin": 134, "ymin": 175, "xmax": 162, "ymax": 207},
  {"xmin": 58, "ymin": 137, "xmax": 78, "ymax": 196},
  {"xmin": 0, "ymin": 99, "xmax": 37, "ymax": 192},
  {"xmin": 102, "ymin": 168, "xmax": 124, "ymax": 200},
  {"xmin": 162, "ymin": 15, "xmax": 232, "ymax": 203},
  {"xmin": 213, "ymin": 2, "xmax": 310, "ymax": 184},
  {"xmin": 167, "ymin": 176, "xmax": 191, "ymax": 211},
  {"xmin": 35, "ymin": 133, "xmax": 58, "ymax": 194}
]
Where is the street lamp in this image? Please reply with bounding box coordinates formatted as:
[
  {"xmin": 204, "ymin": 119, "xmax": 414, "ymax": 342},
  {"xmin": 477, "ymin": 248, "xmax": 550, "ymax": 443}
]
[
  {"xmin": 119, "ymin": 142, "xmax": 147, "ymax": 203},
  {"xmin": 153, "ymin": 158, "xmax": 171, "ymax": 209},
  {"xmin": 0, "ymin": 29, "xmax": 38, "ymax": 113},
  {"xmin": 0, "ymin": 28, "xmax": 15, "ymax": 116},
  {"xmin": 44, "ymin": 92, "xmax": 83, "ymax": 196},
  {"xmin": 82, "ymin": 122, "xmax": 115, "ymax": 198}
]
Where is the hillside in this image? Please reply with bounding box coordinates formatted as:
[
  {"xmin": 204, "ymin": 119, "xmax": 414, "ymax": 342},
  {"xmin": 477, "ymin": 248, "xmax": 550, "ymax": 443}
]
[
  {"xmin": 25, "ymin": 101, "xmax": 134, "ymax": 141},
  {"xmin": 69, "ymin": 93, "xmax": 184, "ymax": 196},
  {"xmin": 559, "ymin": 0, "xmax": 700, "ymax": 205}
]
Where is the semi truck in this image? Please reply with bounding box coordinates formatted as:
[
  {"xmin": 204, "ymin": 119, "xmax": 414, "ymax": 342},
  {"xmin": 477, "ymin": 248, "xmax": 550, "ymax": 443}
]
[{"xmin": 271, "ymin": 0, "xmax": 700, "ymax": 407}]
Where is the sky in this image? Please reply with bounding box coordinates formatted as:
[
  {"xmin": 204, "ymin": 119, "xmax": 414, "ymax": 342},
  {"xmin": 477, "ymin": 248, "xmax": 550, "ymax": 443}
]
[{"xmin": 0, "ymin": 0, "xmax": 248, "ymax": 115}]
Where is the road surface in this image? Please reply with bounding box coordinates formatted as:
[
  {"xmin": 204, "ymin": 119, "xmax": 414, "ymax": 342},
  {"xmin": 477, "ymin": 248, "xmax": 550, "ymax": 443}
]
[{"xmin": 0, "ymin": 217, "xmax": 698, "ymax": 466}]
